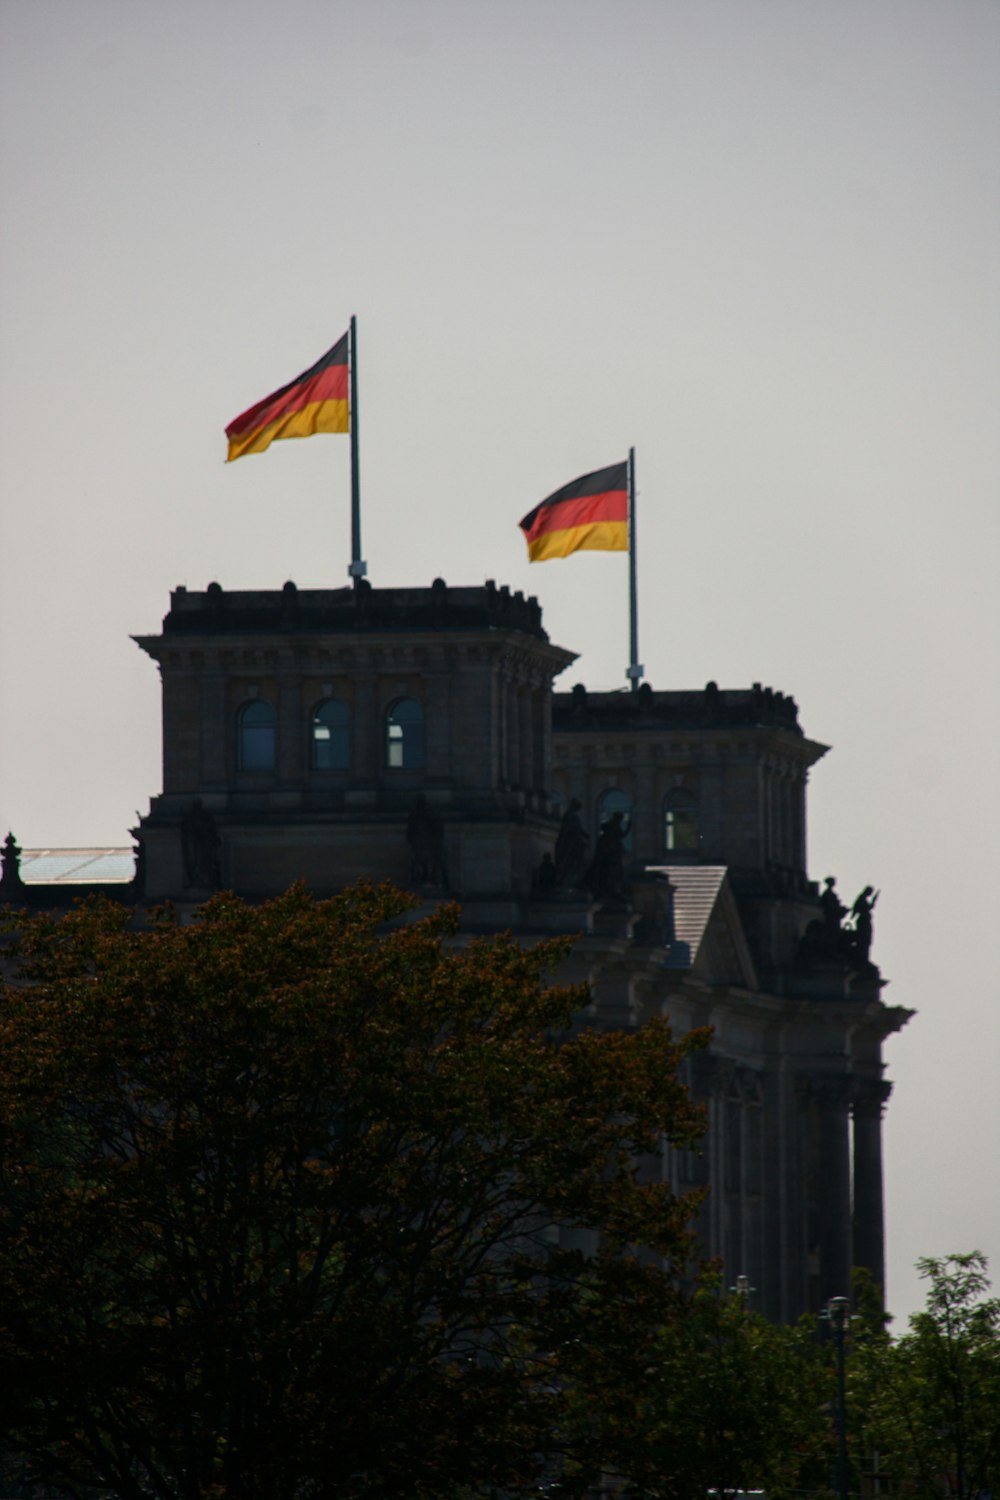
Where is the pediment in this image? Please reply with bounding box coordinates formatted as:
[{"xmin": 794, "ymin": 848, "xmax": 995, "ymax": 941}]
[{"xmin": 647, "ymin": 865, "xmax": 758, "ymax": 990}]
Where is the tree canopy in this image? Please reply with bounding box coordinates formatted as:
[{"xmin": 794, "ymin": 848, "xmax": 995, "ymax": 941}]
[
  {"xmin": 612, "ymin": 1277, "xmax": 832, "ymax": 1500},
  {"xmin": 850, "ymin": 1252, "xmax": 1000, "ymax": 1500},
  {"xmin": 0, "ymin": 883, "xmax": 708, "ymax": 1500}
]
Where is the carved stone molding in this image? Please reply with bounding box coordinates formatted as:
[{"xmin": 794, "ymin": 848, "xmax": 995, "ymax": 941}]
[
  {"xmin": 797, "ymin": 1073, "xmax": 854, "ymax": 1112},
  {"xmin": 852, "ymin": 1077, "xmax": 893, "ymax": 1118}
]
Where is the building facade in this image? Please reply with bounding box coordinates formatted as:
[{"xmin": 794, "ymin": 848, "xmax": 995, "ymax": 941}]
[{"xmin": 3, "ymin": 576, "xmax": 910, "ymax": 1321}]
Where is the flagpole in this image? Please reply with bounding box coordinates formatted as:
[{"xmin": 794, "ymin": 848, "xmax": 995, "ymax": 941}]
[
  {"xmin": 626, "ymin": 446, "xmax": 643, "ymax": 691},
  {"xmin": 347, "ymin": 314, "xmax": 367, "ymax": 583}
]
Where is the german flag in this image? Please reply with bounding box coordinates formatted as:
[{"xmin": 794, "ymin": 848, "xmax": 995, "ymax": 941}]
[
  {"xmin": 519, "ymin": 461, "xmax": 629, "ymax": 562},
  {"xmin": 225, "ymin": 333, "xmax": 349, "ymax": 462}
]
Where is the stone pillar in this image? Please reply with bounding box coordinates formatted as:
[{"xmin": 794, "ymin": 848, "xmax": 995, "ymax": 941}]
[
  {"xmin": 754, "ymin": 757, "xmax": 768, "ymax": 868},
  {"xmin": 539, "ymin": 680, "xmax": 554, "ymax": 795},
  {"xmin": 506, "ymin": 680, "xmax": 520, "ymax": 787},
  {"xmin": 161, "ymin": 663, "xmax": 194, "ymax": 795},
  {"xmin": 742, "ymin": 1082, "xmax": 764, "ymax": 1293},
  {"xmin": 353, "ymin": 650, "xmax": 376, "ymax": 783},
  {"xmin": 424, "ymin": 667, "xmax": 451, "ymax": 782},
  {"xmin": 199, "ymin": 668, "xmax": 228, "ymax": 792},
  {"xmin": 792, "ymin": 765, "xmax": 806, "ymax": 875},
  {"xmin": 698, "ymin": 758, "xmax": 724, "ymax": 861},
  {"xmin": 724, "ymin": 1088, "xmax": 744, "ymax": 1276},
  {"xmin": 853, "ymin": 1078, "xmax": 892, "ymax": 1296},
  {"xmin": 633, "ymin": 759, "xmax": 657, "ymax": 866},
  {"xmin": 815, "ymin": 1076, "xmax": 855, "ymax": 1302},
  {"xmin": 759, "ymin": 1065, "xmax": 788, "ymax": 1324},
  {"xmin": 518, "ymin": 686, "xmax": 533, "ymax": 790},
  {"xmin": 488, "ymin": 662, "xmax": 503, "ymax": 787},
  {"xmin": 531, "ymin": 685, "xmax": 547, "ymax": 793},
  {"xmin": 764, "ymin": 756, "xmax": 777, "ymax": 866},
  {"xmin": 277, "ymin": 672, "xmax": 302, "ymax": 788},
  {"xmin": 778, "ymin": 764, "xmax": 791, "ymax": 867}
]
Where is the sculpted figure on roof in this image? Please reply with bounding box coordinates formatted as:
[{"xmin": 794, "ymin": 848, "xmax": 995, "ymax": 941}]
[
  {"xmin": 588, "ymin": 811, "xmax": 630, "ymax": 900},
  {"xmin": 181, "ymin": 799, "xmax": 221, "ymax": 891},
  {"xmin": 554, "ymin": 798, "xmax": 589, "ymax": 889}
]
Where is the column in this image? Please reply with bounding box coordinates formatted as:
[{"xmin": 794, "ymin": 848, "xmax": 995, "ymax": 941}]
[
  {"xmin": 792, "ymin": 765, "xmax": 807, "ymax": 876},
  {"xmin": 162, "ymin": 656, "xmax": 202, "ymax": 798},
  {"xmin": 518, "ymin": 685, "xmax": 533, "ymax": 790},
  {"xmin": 698, "ymin": 757, "xmax": 724, "ymax": 862},
  {"xmin": 815, "ymin": 1076, "xmax": 855, "ymax": 1302},
  {"xmin": 424, "ymin": 665, "xmax": 451, "ymax": 783},
  {"xmin": 198, "ymin": 666, "xmax": 228, "ymax": 793},
  {"xmin": 853, "ymin": 1078, "xmax": 893, "ymax": 1296},
  {"xmin": 531, "ymin": 685, "xmax": 547, "ymax": 794},
  {"xmin": 277, "ymin": 672, "xmax": 302, "ymax": 789},
  {"xmin": 539, "ymin": 678, "xmax": 554, "ymax": 796},
  {"xmin": 506, "ymin": 679, "xmax": 520, "ymax": 788},
  {"xmin": 353, "ymin": 649, "xmax": 376, "ymax": 784}
]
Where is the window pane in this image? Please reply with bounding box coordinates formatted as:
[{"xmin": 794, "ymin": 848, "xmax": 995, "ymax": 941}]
[
  {"xmin": 312, "ymin": 699, "xmax": 350, "ymax": 770},
  {"xmin": 386, "ymin": 698, "xmax": 424, "ymax": 769},
  {"xmin": 238, "ymin": 701, "xmax": 275, "ymax": 771},
  {"xmin": 664, "ymin": 790, "xmax": 699, "ymax": 852}
]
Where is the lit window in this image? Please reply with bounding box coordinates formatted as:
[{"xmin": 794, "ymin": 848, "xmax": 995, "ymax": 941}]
[
  {"xmin": 596, "ymin": 788, "xmax": 633, "ymax": 851},
  {"xmin": 664, "ymin": 788, "xmax": 699, "ymax": 852},
  {"xmin": 311, "ymin": 699, "xmax": 350, "ymax": 770},
  {"xmin": 238, "ymin": 700, "xmax": 275, "ymax": 772},
  {"xmin": 386, "ymin": 698, "xmax": 425, "ymax": 769}
]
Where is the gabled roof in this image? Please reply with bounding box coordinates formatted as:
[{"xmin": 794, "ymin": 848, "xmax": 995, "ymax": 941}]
[{"xmin": 647, "ymin": 864, "xmax": 758, "ymax": 989}]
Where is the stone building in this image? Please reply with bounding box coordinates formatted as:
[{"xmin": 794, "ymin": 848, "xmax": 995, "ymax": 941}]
[{"xmin": 3, "ymin": 576, "xmax": 910, "ymax": 1322}]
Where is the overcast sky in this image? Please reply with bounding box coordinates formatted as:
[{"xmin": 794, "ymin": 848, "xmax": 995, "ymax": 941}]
[{"xmin": 1, "ymin": 0, "xmax": 997, "ymax": 1324}]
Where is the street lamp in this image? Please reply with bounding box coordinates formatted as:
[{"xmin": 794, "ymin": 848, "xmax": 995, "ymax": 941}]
[{"xmin": 826, "ymin": 1295, "xmax": 851, "ymax": 1500}]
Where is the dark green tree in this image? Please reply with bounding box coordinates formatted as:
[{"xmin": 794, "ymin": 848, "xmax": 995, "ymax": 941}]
[
  {"xmin": 850, "ymin": 1252, "xmax": 1000, "ymax": 1500},
  {"xmin": 0, "ymin": 884, "xmax": 708, "ymax": 1500},
  {"xmin": 578, "ymin": 1275, "xmax": 832, "ymax": 1500}
]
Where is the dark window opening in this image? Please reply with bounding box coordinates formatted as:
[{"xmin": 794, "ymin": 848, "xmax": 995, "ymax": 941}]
[
  {"xmin": 238, "ymin": 700, "xmax": 276, "ymax": 772},
  {"xmin": 386, "ymin": 697, "xmax": 425, "ymax": 770},
  {"xmin": 312, "ymin": 699, "xmax": 350, "ymax": 770}
]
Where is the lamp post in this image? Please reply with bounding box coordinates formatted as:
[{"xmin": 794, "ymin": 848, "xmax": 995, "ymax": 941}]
[{"xmin": 826, "ymin": 1295, "xmax": 851, "ymax": 1500}]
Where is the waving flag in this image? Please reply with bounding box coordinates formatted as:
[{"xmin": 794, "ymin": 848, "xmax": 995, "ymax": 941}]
[
  {"xmin": 226, "ymin": 334, "xmax": 349, "ymax": 462},
  {"xmin": 519, "ymin": 461, "xmax": 628, "ymax": 561}
]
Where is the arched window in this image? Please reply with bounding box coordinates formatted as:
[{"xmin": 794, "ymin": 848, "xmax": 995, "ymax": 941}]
[
  {"xmin": 386, "ymin": 697, "xmax": 425, "ymax": 769},
  {"xmin": 596, "ymin": 787, "xmax": 633, "ymax": 851},
  {"xmin": 311, "ymin": 699, "xmax": 350, "ymax": 770},
  {"xmin": 663, "ymin": 787, "xmax": 699, "ymax": 852},
  {"xmin": 238, "ymin": 700, "xmax": 275, "ymax": 771}
]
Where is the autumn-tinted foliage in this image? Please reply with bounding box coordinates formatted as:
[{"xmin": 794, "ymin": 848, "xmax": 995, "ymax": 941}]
[{"xmin": 0, "ymin": 884, "xmax": 707, "ymax": 1500}]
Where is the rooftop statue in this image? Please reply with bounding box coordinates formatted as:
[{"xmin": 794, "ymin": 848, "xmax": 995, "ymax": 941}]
[
  {"xmin": 0, "ymin": 831, "xmax": 24, "ymax": 896},
  {"xmin": 850, "ymin": 885, "xmax": 879, "ymax": 966},
  {"xmin": 588, "ymin": 810, "xmax": 631, "ymax": 900},
  {"xmin": 181, "ymin": 799, "xmax": 221, "ymax": 891},
  {"xmin": 406, "ymin": 795, "xmax": 448, "ymax": 888},
  {"xmin": 553, "ymin": 798, "xmax": 588, "ymax": 889},
  {"xmin": 820, "ymin": 876, "xmax": 847, "ymax": 945}
]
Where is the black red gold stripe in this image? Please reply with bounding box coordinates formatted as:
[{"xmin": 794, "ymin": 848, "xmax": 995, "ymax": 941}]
[
  {"xmin": 519, "ymin": 461, "xmax": 629, "ymax": 561},
  {"xmin": 226, "ymin": 334, "xmax": 349, "ymax": 462}
]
